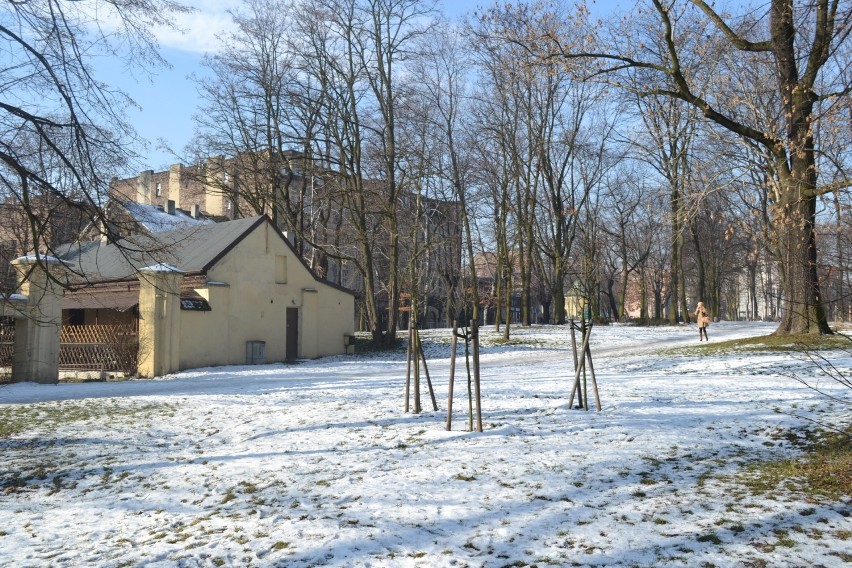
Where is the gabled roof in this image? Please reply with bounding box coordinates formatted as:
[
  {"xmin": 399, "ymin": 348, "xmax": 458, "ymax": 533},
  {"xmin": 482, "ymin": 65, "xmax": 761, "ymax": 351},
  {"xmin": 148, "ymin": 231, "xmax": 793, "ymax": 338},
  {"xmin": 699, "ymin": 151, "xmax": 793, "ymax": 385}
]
[
  {"xmin": 57, "ymin": 214, "xmax": 353, "ymax": 298},
  {"xmin": 57, "ymin": 216, "xmax": 267, "ymax": 283}
]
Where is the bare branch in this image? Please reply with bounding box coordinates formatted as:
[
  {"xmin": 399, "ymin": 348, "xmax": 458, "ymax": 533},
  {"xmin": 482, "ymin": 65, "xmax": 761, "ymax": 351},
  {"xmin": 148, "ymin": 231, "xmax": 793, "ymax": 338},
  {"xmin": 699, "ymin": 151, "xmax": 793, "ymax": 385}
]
[{"xmin": 689, "ymin": 0, "xmax": 773, "ymax": 52}]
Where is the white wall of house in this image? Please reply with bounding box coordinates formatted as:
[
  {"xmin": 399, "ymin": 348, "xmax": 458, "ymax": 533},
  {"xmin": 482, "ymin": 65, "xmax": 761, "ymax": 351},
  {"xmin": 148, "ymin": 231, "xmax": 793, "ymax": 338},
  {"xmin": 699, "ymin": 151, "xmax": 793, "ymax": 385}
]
[{"xmin": 177, "ymin": 222, "xmax": 354, "ymax": 370}]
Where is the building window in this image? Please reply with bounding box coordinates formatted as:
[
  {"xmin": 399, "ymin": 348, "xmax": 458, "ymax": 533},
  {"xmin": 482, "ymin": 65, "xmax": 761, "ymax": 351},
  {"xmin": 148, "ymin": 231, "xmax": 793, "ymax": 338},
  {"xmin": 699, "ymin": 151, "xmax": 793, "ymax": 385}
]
[
  {"xmin": 224, "ymin": 172, "xmax": 230, "ymax": 184},
  {"xmin": 155, "ymin": 182, "xmax": 162, "ymax": 196},
  {"xmin": 66, "ymin": 309, "xmax": 85, "ymax": 326},
  {"xmin": 276, "ymin": 255, "xmax": 288, "ymax": 283}
]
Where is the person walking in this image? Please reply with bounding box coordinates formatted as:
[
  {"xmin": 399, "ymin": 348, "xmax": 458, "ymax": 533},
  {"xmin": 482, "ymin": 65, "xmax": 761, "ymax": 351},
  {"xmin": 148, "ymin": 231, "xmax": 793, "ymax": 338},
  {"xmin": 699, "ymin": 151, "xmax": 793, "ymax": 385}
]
[{"xmin": 695, "ymin": 301, "xmax": 710, "ymax": 341}]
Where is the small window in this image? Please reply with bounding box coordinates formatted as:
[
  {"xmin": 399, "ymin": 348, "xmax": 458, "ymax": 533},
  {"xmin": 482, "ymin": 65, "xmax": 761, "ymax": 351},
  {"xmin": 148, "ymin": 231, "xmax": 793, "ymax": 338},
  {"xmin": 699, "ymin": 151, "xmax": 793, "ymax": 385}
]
[
  {"xmin": 66, "ymin": 309, "xmax": 85, "ymax": 325},
  {"xmin": 155, "ymin": 182, "xmax": 162, "ymax": 196},
  {"xmin": 224, "ymin": 172, "xmax": 230, "ymax": 184},
  {"xmin": 276, "ymin": 255, "xmax": 288, "ymax": 283}
]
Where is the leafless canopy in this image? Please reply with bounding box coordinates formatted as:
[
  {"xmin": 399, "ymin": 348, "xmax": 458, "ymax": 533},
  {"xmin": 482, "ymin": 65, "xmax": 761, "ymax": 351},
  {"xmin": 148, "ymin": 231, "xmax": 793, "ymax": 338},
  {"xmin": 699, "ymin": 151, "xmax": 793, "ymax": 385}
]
[{"xmin": 0, "ymin": 0, "xmax": 189, "ymax": 290}]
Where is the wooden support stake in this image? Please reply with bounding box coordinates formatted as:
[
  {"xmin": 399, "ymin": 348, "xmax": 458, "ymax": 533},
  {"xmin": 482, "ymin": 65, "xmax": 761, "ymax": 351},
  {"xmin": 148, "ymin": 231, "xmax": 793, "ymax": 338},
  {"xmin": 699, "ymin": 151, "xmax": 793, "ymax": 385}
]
[
  {"xmin": 418, "ymin": 329, "xmax": 438, "ymax": 411},
  {"xmin": 585, "ymin": 337, "xmax": 602, "ymax": 411},
  {"xmin": 413, "ymin": 319, "xmax": 421, "ymax": 414},
  {"xmin": 471, "ymin": 319, "xmax": 483, "ymax": 432},
  {"xmin": 446, "ymin": 320, "xmax": 458, "ymax": 431},
  {"xmin": 568, "ymin": 322, "xmax": 592, "ymax": 410},
  {"xmin": 465, "ymin": 325, "xmax": 474, "ymax": 432},
  {"xmin": 404, "ymin": 324, "xmax": 412, "ymax": 412},
  {"xmin": 569, "ymin": 319, "xmax": 583, "ymax": 409},
  {"xmin": 581, "ymin": 319, "xmax": 589, "ymax": 411}
]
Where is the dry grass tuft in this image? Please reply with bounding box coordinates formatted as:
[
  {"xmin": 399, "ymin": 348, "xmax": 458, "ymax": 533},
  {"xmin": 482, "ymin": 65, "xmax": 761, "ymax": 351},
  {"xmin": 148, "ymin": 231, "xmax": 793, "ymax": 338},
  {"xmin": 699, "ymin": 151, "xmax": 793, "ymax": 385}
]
[{"xmin": 747, "ymin": 426, "xmax": 852, "ymax": 499}]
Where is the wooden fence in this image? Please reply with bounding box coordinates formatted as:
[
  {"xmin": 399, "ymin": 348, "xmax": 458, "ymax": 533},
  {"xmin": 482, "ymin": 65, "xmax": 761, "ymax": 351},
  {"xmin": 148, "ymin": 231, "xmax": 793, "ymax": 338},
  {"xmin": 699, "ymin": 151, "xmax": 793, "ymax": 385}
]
[
  {"xmin": 0, "ymin": 318, "xmax": 13, "ymax": 368},
  {"xmin": 0, "ymin": 322, "xmax": 138, "ymax": 375},
  {"xmin": 59, "ymin": 324, "xmax": 139, "ymax": 374}
]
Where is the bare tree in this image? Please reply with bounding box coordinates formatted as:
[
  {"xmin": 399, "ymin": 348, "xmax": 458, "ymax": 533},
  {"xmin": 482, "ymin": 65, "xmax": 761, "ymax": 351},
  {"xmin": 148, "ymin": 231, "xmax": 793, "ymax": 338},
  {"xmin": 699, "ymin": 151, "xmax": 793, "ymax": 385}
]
[
  {"xmin": 356, "ymin": 0, "xmax": 437, "ymax": 345},
  {"xmin": 411, "ymin": 22, "xmax": 474, "ymax": 325},
  {"xmin": 189, "ymin": 0, "xmax": 308, "ymax": 244},
  {"xmin": 600, "ymin": 170, "xmax": 653, "ymax": 321},
  {"xmin": 0, "ymin": 0, "xmax": 189, "ymax": 292},
  {"xmin": 543, "ymin": 0, "xmax": 852, "ymax": 335},
  {"xmin": 468, "ymin": 13, "xmax": 525, "ymax": 333}
]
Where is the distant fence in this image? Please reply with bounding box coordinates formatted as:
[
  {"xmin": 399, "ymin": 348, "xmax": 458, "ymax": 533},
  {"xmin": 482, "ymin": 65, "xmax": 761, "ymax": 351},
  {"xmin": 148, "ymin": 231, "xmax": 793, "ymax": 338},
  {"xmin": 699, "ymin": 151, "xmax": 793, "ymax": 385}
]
[
  {"xmin": 0, "ymin": 318, "xmax": 12, "ymax": 368},
  {"xmin": 59, "ymin": 324, "xmax": 138, "ymax": 374}
]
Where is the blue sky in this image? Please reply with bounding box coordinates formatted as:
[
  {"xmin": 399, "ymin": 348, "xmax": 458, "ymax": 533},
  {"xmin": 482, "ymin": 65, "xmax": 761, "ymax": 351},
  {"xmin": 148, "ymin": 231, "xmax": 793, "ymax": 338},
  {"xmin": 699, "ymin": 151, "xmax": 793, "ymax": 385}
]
[{"xmin": 104, "ymin": 0, "xmax": 625, "ymax": 171}]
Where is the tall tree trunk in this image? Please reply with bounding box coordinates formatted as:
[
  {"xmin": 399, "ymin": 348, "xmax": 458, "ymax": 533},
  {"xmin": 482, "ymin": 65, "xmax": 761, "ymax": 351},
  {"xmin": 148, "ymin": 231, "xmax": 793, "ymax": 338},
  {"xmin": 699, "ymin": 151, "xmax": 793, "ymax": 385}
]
[
  {"xmin": 552, "ymin": 286, "xmax": 565, "ymax": 325},
  {"xmin": 668, "ymin": 186, "xmax": 682, "ymax": 325},
  {"xmin": 678, "ymin": 239, "xmax": 689, "ymax": 324},
  {"xmin": 773, "ymin": 183, "xmax": 830, "ymax": 334},
  {"xmin": 494, "ymin": 253, "xmax": 503, "ymax": 332},
  {"xmin": 748, "ymin": 260, "xmax": 759, "ymax": 320},
  {"xmin": 618, "ymin": 252, "xmax": 629, "ymax": 321},
  {"xmin": 690, "ymin": 222, "xmax": 706, "ymax": 304},
  {"xmin": 521, "ymin": 199, "xmax": 535, "ymax": 326}
]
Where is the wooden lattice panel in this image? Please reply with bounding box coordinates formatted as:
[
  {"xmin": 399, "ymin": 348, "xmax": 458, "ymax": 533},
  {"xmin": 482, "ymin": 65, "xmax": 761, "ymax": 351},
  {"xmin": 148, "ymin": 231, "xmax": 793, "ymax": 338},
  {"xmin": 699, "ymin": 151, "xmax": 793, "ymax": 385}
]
[
  {"xmin": 60, "ymin": 325, "xmax": 135, "ymax": 344},
  {"xmin": 59, "ymin": 324, "xmax": 138, "ymax": 373},
  {"xmin": 0, "ymin": 319, "xmax": 13, "ymax": 367}
]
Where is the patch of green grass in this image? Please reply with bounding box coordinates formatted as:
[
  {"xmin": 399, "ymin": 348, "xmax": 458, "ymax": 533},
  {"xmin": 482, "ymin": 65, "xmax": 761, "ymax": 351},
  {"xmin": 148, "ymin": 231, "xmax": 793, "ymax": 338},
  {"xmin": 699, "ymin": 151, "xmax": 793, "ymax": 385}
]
[
  {"xmin": 659, "ymin": 332, "xmax": 850, "ymax": 358},
  {"xmin": 745, "ymin": 426, "xmax": 852, "ymax": 499},
  {"xmin": 0, "ymin": 400, "xmax": 172, "ymax": 439},
  {"xmin": 697, "ymin": 533, "xmax": 722, "ymax": 545},
  {"xmin": 677, "ymin": 333, "xmax": 850, "ymax": 356},
  {"xmin": 771, "ymin": 529, "xmax": 797, "ymax": 548},
  {"xmin": 641, "ymin": 456, "xmax": 663, "ymax": 467},
  {"xmin": 220, "ymin": 488, "xmax": 237, "ymax": 504},
  {"xmin": 348, "ymin": 333, "xmax": 405, "ymax": 355}
]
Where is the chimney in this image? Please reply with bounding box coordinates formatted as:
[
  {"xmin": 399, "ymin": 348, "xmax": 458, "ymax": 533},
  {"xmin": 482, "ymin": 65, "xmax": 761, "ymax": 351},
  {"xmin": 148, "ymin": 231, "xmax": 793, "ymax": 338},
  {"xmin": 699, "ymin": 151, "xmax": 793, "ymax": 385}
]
[
  {"xmin": 136, "ymin": 170, "xmax": 153, "ymax": 204},
  {"xmin": 205, "ymin": 156, "xmax": 225, "ymax": 217},
  {"xmin": 167, "ymin": 199, "xmax": 176, "ymax": 215},
  {"xmin": 168, "ymin": 164, "xmax": 182, "ymax": 210},
  {"xmin": 191, "ymin": 204, "xmax": 201, "ymax": 219},
  {"xmin": 98, "ymin": 220, "xmax": 109, "ymax": 244}
]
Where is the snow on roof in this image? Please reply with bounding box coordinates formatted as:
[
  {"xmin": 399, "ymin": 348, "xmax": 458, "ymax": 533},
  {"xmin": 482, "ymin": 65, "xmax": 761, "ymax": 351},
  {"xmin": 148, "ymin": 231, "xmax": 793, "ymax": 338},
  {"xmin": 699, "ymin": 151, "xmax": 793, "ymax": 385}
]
[
  {"xmin": 122, "ymin": 201, "xmax": 214, "ymax": 233},
  {"xmin": 139, "ymin": 263, "xmax": 183, "ymax": 273},
  {"xmin": 55, "ymin": 216, "xmax": 265, "ymax": 282},
  {"xmin": 12, "ymin": 255, "xmax": 66, "ymax": 264}
]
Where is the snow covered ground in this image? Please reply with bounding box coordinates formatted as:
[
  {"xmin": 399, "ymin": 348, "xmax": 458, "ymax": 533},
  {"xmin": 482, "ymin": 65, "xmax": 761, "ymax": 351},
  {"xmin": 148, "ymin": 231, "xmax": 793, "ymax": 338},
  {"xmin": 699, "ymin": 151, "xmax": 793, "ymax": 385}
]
[{"xmin": 0, "ymin": 321, "xmax": 849, "ymax": 567}]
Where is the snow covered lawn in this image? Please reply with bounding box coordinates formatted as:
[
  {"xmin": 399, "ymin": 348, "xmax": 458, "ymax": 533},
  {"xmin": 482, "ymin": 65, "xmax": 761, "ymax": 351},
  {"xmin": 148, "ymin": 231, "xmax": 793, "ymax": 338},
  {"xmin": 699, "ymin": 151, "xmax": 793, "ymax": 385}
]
[{"xmin": 0, "ymin": 321, "xmax": 849, "ymax": 567}]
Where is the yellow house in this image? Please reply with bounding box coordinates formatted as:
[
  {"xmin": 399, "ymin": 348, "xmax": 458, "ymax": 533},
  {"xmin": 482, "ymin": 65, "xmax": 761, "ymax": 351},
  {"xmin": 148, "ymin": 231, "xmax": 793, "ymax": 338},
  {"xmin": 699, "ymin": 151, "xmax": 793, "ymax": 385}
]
[
  {"xmin": 564, "ymin": 283, "xmax": 588, "ymax": 321},
  {"xmin": 58, "ymin": 215, "xmax": 355, "ymax": 377}
]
